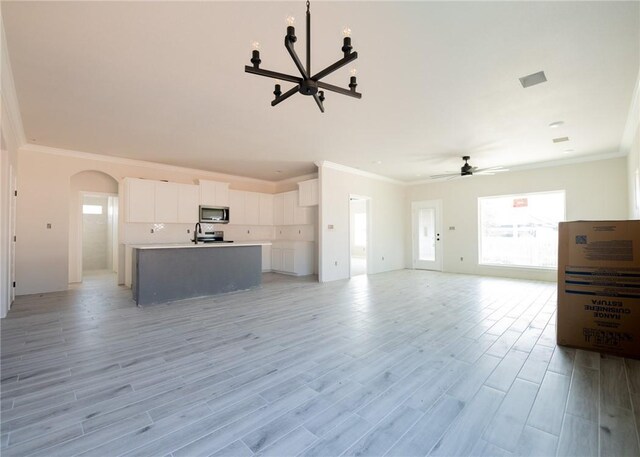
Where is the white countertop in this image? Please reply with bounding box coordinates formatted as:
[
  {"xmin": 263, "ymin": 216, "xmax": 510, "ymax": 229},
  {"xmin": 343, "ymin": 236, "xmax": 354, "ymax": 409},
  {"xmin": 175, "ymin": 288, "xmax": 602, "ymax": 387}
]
[{"xmin": 129, "ymin": 241, "xmax": 272, "ymax": 250}]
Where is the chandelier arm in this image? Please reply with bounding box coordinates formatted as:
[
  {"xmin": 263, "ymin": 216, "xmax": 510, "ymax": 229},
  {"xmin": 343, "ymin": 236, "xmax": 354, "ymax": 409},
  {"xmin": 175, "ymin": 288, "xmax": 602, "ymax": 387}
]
[
  {"xmin": 244, "ymin": 66, "xmax": 302, "ymax": 85},
  {"xmin": 311, "ymin": 52, "xmax": 358, "ymax": 81},
  {"xmin": 312, "ymin": 93, "xmax": 325, "ymax": 113},
  {"xmin": 317, "ymin": 81, "xmax": 362, "ymax": 99},
  {"xmin": 271, "ymin": 85, "xmax": 300, "ymax": 107},
  {"xmin": 284, "ymin": 38, "xmax": 309, "ymax": 79}
]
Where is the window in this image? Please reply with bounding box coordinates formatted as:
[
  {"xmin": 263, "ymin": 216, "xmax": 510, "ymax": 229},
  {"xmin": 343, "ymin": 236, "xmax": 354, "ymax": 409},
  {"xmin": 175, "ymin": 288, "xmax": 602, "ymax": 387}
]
[
  {"xmin": 479, "ymin": 191, "xmax": 565, "ymax": 269},
  {"xmin": 82, "ymin": 204, "xmax": 103, "ymax": 215}
]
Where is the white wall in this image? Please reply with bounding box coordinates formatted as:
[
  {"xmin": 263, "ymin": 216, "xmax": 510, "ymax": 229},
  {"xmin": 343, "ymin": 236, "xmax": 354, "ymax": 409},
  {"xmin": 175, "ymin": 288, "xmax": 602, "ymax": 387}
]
[
  {"xmin": 406, "ymin": 157, "xmax": 628, "ymax": 281},
  {"xmin": 318, "ymin": 163, "xmax": 405, "ymax": 282},
  {"xmin": 629, "ymin": 126, "xmax": 640, "ymax": 219},
  {"xmin": 626, "ymin": 74, "xmax": 640, "ymax": 219},
  {"xmin": 0, "ymin": 13, "xmax": 23, "ymax": 316}
]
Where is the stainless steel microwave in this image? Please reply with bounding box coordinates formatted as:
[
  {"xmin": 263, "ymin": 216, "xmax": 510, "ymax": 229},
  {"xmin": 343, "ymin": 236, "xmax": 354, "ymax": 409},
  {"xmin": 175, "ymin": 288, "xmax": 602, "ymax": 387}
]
[{"xmin": 199, "ymin": 205, "xmax": 230, "ymax": 224}]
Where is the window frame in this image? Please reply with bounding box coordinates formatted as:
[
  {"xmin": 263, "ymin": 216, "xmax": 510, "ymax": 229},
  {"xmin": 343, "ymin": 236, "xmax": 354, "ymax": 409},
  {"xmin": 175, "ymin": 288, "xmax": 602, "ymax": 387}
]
[{"xmin": 477, "ymin": 190, "xmax": 566, "ymax": 270}]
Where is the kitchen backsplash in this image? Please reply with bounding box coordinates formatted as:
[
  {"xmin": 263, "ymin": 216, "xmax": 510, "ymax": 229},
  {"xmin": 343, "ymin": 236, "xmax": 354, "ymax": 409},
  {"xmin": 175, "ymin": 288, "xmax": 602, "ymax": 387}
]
[{"xmin": 122, "ymin": 223, "xmax": 314, "ymax": 244}]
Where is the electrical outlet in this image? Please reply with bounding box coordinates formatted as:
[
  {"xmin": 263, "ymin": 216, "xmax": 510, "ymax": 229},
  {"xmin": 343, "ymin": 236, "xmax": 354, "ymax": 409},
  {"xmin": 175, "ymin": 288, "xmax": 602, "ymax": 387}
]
[
  {"xmin": 150, "ymin": 229, "xmax": 154, "ymax": 233},
  {"xmin": 449, "ymin": 226, "xmax": 456, "ymax": 230},
  {"xmin": 334, "ymin": 261, "xmax": 338, "ymax": 266},
  {"xmin": 247, "ymin": 230, "xmax": 250, "ymax": 234},
  {"xmin": 460, "ymin": 257, "xmax": 464, "ymax": 261},
  {"xmin": 187, "ymin": 229, "xmax": 190, "ymax": 233},
  {"xmin": 298, "ymin": 230, "xmax": 301, "ymax": 234},
  {"xmin": 382, "ymin": 256, "xmax": 385, "ymax": 261},
  {"xmin": 46, "ymin": 223, "xmax": 51, "ymax": 229}
]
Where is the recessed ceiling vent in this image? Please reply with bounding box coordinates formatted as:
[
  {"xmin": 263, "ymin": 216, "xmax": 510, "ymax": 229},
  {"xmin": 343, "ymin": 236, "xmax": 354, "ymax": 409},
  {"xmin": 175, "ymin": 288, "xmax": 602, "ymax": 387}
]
[
  {"xmin": 519, "ymin": 71, "xmax": 547, "ymax": 88},
  {"xmin": 552, "ymin": 136, "xmax": 570, "ymax": 143}
]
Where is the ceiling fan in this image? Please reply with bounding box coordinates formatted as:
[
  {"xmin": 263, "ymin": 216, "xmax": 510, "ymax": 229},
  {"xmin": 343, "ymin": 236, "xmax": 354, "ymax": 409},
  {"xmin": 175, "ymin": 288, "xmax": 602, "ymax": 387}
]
[{"xmin": 429, "ymin": 156, "xmax": 508, "ymax": 179}]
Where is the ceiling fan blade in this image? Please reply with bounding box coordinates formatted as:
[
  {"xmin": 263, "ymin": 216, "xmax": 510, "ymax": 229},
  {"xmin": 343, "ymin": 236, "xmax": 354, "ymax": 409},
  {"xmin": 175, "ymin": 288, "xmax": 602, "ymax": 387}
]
[
  {"xmin": 429, "ymin": 172, "xmax": 460, "ymax": 179},
  {"xmin": 475, "ymin": 167, "xmax": 508, "ymax": 174}
]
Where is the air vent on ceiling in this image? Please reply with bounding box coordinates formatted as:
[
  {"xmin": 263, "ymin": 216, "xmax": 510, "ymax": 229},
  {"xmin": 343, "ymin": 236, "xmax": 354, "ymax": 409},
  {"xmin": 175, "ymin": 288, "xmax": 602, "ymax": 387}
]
[
  {"xmin": 519, "ymin": 71, "xmax": 547, "ymax": 88},
  {"xmin": 552, "ymin": 136, "xmax": 570, "ymax": 143}
]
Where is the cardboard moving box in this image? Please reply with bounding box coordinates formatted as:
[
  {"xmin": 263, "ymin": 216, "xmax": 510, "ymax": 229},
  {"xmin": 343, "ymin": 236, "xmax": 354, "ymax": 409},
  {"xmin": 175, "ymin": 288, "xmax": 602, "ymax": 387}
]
[{"xmin": 557, "ymin": 220, "xmax": 640, "ymax": 359}]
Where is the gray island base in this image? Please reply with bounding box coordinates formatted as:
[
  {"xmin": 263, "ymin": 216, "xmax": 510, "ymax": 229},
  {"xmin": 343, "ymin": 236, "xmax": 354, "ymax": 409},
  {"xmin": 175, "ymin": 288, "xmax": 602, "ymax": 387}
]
[{"xmin": 132, "ymin": 244, "xmax": 262, "ymax": 306}]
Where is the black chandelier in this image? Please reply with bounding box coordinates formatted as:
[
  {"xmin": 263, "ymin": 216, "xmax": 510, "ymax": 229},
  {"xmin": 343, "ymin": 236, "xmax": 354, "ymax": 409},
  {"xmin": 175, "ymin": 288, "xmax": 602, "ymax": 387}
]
[{"xmin": 245, "ymin": 0, "xmax": 362, "ymax": 113}]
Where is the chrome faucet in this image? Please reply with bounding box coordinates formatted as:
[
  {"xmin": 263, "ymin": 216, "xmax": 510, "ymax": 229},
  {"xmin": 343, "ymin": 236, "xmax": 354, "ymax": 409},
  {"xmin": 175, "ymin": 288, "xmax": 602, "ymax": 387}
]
[{"xmin": 193, "ymin": 222, "xmax": 202, "ymax": 244}]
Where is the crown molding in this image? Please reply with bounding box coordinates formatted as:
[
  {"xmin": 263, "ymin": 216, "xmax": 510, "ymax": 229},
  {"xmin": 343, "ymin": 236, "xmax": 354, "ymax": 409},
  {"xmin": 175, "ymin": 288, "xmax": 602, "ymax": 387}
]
[
  {"xmin": 620, "ymin": 68, "xmax": 640, "ymax": 154},
  {"xmin": 19, "ymin": 143, "xmax": 280, "ymax": 187},
  {"xmin": 408, "ymin": 150, "xmax": 627, "ymax": 186},
  {"xmin": 1, "ymin": 17, "xmax": 26, "ymax": 147},
  {"xmin": 315, "ymin": 160, "xmax": 405, "ymax": 186}
]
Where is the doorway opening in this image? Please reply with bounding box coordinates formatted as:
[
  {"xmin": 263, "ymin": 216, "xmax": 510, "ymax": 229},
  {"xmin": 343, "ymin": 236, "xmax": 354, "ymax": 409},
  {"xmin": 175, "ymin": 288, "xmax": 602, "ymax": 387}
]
[
  {"xmin": 349, "ymin": 195, "xmax": 370, "ymax": 277},
  {"xmin": 412, "ymin": 200, "xmax": 443, "ymax": 271},
  {"xmin": 80, "ymin": 192, "xmax": 118, "ymax": 279}
]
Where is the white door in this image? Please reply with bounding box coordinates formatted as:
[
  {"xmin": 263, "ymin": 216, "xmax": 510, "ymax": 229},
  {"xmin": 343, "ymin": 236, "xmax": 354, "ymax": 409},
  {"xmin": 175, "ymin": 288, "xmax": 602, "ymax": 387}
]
[{"xmin": 412, "ymin": 200, "xmax": 443, "ymax": 271}]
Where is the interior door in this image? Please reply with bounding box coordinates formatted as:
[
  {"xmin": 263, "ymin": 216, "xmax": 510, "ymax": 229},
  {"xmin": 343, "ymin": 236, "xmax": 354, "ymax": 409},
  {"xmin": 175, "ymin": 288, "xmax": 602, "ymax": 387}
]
[{"xmin": 412, "ymin": 200, "xmax": 443, "ymax": 271}]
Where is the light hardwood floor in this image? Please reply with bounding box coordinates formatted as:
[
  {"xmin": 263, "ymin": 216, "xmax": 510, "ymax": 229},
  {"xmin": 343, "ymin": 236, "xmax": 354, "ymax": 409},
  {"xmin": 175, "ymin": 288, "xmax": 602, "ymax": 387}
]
[{"xmin": 1, "ymin": 269, "xmax": 639, "ymax": 457}]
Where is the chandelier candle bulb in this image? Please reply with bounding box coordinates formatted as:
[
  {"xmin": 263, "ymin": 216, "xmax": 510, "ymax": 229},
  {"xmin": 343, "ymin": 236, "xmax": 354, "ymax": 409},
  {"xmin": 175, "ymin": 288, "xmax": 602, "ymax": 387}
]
[
  {"xmin": 251, "ymin": 50, "xmax": 261, "ymax": 68},
  {"xmin": 342, "ymin": 36, "xmax": 352, "ymax": 56}
]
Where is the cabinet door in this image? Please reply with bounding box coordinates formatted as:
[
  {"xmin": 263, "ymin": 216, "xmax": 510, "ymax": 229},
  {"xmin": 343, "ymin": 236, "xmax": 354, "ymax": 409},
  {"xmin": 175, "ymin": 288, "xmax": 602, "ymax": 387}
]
[
  {"xmin": 178, "ymin": 184, "xmax": 199, "ymax": 223},
  {"xmin": 273, "ymin": 194, "xmax": 285, "ymax": 226},
  {"xmin": 215, "ymin": 182, "xmax": 230, "ymax": 206},
  {"xmin": 259, "ymin": 194, "xmax": 274, "ymax": 226},
  {"xmin": 228, "ymin": 190, "xmax": 245, "ymax": 225},
  {"xmin": 199, "ymin": 180, "xmax": 216, "ymax": 205},
  {"xmin": 244, "ymin": 192, "xmax": 260, "ymax": 225},
  {"xmin": 155, "ymin": 182, "xmax": 179, "ymax": 223},
  {"xmin": 298, "ymin": 179, "xmax": 318, "ymax": 206},
  {"xmin": 283, "ymin": 249, "xmax": 295, "ymax": 273},
  {"xmin": 294, "ymin": 205, "xmax": 311, "ymax": 225},
  {"xmin": 271, "ymin": 248, "xmax": 283, "ymax": 271},
  {"xmin": 283, "ymin": 192, "xmax": 296, "ymax": 225},
  {"xmin": 261, "ymin": 245, "xmax": 272, "ymax": 271},
  {"xmin": 126, "ymin": 178, "xmax": 156, "ymax": 223}
]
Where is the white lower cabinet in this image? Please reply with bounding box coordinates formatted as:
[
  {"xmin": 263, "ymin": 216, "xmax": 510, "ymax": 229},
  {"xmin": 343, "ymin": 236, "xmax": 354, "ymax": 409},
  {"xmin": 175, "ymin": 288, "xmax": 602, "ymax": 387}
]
[
  {"xmin": 271, "ymin": 241, "xmax": 314, "ymax": 276},
  {"xmin": 261, "ymin": 245, "xmax": 272, "ymax": 272}
]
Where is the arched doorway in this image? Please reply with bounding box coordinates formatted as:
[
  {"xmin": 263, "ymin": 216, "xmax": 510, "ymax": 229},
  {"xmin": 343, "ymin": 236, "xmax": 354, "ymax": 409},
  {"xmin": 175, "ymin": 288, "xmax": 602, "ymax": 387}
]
[{"xmin": 69, "ymin": 171, "xmax": 119, "ymax": 283}]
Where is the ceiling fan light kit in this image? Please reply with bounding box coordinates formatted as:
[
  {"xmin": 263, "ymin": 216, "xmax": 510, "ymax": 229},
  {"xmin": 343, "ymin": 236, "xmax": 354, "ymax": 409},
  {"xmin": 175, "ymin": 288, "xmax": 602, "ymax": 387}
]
[{"xmin": 245, "ymin": 0, "xmax": 362, "ymax": 113}]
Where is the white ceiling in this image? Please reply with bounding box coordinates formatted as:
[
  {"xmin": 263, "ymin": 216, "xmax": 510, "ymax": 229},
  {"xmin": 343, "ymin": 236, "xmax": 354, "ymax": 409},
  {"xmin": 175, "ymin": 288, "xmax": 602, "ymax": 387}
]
[{"xmin": 2, "ymin": 1, "xmax": 639, "ymax": 182}]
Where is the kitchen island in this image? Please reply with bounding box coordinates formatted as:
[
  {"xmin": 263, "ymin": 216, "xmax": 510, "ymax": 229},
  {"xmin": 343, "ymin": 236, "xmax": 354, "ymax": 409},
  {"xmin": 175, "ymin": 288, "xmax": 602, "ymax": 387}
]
[{"xmin": 130, "ymin": 242, "xmax": 271, "ymax": 306}]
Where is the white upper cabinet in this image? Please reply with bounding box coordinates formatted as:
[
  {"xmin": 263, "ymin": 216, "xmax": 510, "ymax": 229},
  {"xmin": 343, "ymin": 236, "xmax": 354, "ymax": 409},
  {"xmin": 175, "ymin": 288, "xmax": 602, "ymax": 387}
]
[
  {"xmin": 125, "ymin": 178, "xmax": 156, "ymax": 223},
  {"xmin": 283, "ymin": 191, "xmax": 296, "ymax": 225},
  {"xmin": 125, "ymin": 178, "xmax": 201, "ymax": 224},
  {"xmin": 298, "ymin": 179, "xmax": 318, "ymax": 206},
  {"xmin": 228, "ymin": 190, "xmax": 245, "ymax": 225},
  {"xmin": 177, "ymin": 184, "xmax": 200, "ymax": 223},
  {"xmin": 244, "ymin": 192, "xmax": 260, "ymax": 226},
  {"xmin": 198, "ymin": 179, "xmax": 230, "ymax": 207},
  {"xmin": 273, "ymin": 193, "xmax": 285, "ymax": 226},
  {"xmin": 294, "ymin": 204, "xmax": 312, "ymax": 225},
  {"xmin": 154, "ymin": 181, "xmax": 180, "ymax": 223},
  {"xmin": 259, "ymin": 194, "xmax": 274, "ymax": 226}
]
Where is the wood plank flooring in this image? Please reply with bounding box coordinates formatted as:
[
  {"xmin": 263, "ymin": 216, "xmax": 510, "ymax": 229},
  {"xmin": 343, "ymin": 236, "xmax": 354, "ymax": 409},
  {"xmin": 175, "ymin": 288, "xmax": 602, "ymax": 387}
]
[{"xmin": 1, "ymin": 269, "xmax": 639, "ymax": 457}]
